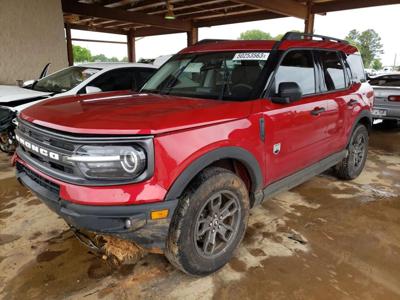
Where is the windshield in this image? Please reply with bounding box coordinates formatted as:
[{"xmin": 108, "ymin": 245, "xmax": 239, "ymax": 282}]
[
  {"xmin": 33, "ymin": 66, "xmax": 100, "ymax": 93},
  {"xmin": 141, "ymin": 51, "xmax": 270, "ymax": 101}
]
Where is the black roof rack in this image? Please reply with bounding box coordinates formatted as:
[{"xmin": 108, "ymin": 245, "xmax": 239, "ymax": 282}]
[
  {"xmin": 195, "ymin": 39, "xmax": 232, "ymax": 45},
  {"xmin": 281, "ymin": 31, "xmax": 349, "ymax": 44}
]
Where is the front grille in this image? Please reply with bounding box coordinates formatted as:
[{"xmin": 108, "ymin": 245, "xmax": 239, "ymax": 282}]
[
  {"xmin": 15, "ymin": 119, "xmax": 154, "ymax": 186},
  {"xmin": 17, "ymin": 162, "xmax": 60, "ymax": 196},
  {"xmin": 16, "ymin": 120, "xmax": 76, "ymax": 177}
]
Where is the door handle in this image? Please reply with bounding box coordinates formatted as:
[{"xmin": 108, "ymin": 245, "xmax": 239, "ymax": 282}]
[
  {"xmin": 311, "ymin": 107, "xmax": 326, "ymax": 116},
  {"xmin": 348, "ymin": 99, "xmax": 358, "ymax": 107}
]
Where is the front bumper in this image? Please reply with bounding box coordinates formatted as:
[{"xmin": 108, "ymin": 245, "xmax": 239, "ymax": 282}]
[{"xmin": 16, "ymin": 161, "xmax": 178, "ymax": 249}]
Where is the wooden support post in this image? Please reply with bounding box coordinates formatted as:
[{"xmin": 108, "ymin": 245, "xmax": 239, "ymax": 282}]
[
  {"xmin": 65, "ymin": 24, "xmax": 74, "ymax": 66},
  {"xmin": 127, "ymin": 30, "xmax": 136, "ymax": 63},
  {"xmin": 304, "ymin": 1, "xmax": 315, "ymax": 34},
  {"xmin": 187, "ymin": 26, "xmax": 198, "ymax": 46}
]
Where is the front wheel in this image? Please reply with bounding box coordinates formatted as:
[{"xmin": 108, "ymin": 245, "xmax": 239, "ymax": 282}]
[
  {"xmin": 335, "ymin": 124, "xmax": 369, "ymax": 180},
  {"xmin": 165, "ymin": 167, "xmax": 250, "ymax": 276}
]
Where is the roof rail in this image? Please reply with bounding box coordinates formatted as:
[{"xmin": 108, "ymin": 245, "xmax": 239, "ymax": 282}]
[
  {"xmin": 195, "ymin": 39, "xmax": 232, "ymax": 45},
  {"xmin": 281, "ymin": 31, "xmax": 349, "ymax": 44}
]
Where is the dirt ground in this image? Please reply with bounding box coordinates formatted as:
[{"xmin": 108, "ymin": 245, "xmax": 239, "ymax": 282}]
[{"xmin": 1, "ymin": 124, "xmax": 400, "ymax": 300}]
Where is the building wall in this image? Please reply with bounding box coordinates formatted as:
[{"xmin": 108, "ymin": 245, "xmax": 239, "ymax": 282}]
[{"xmin": 0, "ymin": 0, "xmax": 67, "ymax": 85}]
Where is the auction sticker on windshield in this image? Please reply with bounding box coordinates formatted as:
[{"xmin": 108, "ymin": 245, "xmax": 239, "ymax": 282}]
[{"xmin": 233, "ymin": 52, "xmax": 270, "ymax": 61}]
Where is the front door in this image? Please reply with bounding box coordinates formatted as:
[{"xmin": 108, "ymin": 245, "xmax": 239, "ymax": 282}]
[{"xmin": 262, "ymin": 50, "xmax": 334, "ymax": 184}]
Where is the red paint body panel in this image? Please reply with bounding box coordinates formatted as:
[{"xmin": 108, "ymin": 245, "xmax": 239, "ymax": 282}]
[{"xmin": 19, "ymin": 91, "xmax": 252, "ymax": 135}]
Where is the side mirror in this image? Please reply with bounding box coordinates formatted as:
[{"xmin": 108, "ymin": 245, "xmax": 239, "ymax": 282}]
[
  {"xmin": 22, "ymin": 80, "xmax": 36, "ymax": 88},
  {"xmin": 85, "ymin": 86, "xmax": 102, "ymax": 94},
  {"xmin": 271, "ymin": 82, "xmax": 303, "ymax": 104}
]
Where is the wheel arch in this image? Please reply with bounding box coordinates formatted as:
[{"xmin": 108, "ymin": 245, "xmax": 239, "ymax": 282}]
[
  {"xmin": 347, "ymin": 110, "xmax": 372, "ymax": 146},
  {"xmin": 164, "ymin": 146, "xmax": 263, "ymax": 203}
]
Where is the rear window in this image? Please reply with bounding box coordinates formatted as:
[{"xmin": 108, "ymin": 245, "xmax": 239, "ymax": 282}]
[
  {"xmin": 347, "ymin": 54, "xmax": 366, "ymax": 83},
  {"xmin": 369, "ymin": 75, "xmax": 400, "ymax": 87}
]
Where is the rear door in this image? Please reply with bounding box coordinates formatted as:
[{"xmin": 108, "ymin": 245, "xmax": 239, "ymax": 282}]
[
  {"xmin": 314, "ymin": 50, "xmax": 351, "ymax": 151},
  {"xmin": 263, "ymin": 50, "xmax": 334, "ymax": 183}
]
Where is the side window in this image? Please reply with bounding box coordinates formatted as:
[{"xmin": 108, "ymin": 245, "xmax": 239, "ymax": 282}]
[
  {"xmin": 135, "ymin": 68, "xmax": 156, "ymax": 90},
  {"xmin": 272, "ymin": 50, "xmax": 316, "ymax": 96},
  {"xmin": 347, "ymin": 54, "xmax": 366, "ymax": 83},
  {"xmin": 319, "ymin": 51, "xmax": 346, "ymax": 91},
  {"xmin": 87, "ymin": 68, "xmax": 133, "ymax": 92}
]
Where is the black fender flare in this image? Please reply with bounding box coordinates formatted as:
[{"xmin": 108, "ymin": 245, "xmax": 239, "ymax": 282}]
[
  {"xmin": 164, "ymin": 146, "xmax": 263, "ymax": 201},
  {"xmin": 347, "ymin": 109, "xmax": 372, "ymax": 146}
]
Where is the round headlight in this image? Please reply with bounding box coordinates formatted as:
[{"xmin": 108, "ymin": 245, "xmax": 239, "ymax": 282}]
[
  {"xmin": 120, "ymin": 147, "xmax": 146, "ymax": 175},
  {"xmin": 121, "ymin": 150, "xmax": 139, "ymax": 173}
]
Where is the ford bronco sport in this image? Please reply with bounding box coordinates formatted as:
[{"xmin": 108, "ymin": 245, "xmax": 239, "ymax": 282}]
[{"xmin": 14, "ymin": 32, "xmax": 373, "ymax": 276}]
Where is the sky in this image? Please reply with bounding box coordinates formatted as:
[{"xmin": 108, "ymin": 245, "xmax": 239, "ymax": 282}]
[{"xmin": 71, "ymin": 4, "xmax": 400, "ymax": 66}]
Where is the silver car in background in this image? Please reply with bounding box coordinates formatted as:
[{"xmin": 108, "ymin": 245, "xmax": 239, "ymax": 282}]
[{"xmin": 369, "ymin": 73, "xmax": 400, "ymax": 126}]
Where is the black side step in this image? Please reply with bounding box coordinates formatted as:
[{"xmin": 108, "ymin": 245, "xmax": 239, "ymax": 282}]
[{"xmin": 255, "ymin": 150, "xmax": 347, "ymax": 206}]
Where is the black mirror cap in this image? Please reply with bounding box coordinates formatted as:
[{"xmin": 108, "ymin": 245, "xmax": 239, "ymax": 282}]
[{"xmin": 271, "ymin": 82, "xmax": 303, "ymax": 104}]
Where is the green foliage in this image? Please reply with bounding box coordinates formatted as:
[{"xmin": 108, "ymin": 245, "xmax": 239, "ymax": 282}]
[
  {"xmin": 238, "ymin": 29, "xmax": 301, "ymax": 41},
  {"xmin": 91, "ymin": 54, "xmax": 107, "ymax": 62},
  {"xmin": 345, "ymin": 29, "xmax": 384, "ymax": 68},
  {"xmin": 239, "ymin": 30, "xmax": 274, "ymax": 40},
  {"xmin": 73, "ymin": 45, "xmax": 92, "ymax": 62},
  {"xmin": 73, "ymin": 45, "xmax": 126, "ymax": 63},
  {"xmin": 371, "ymin": 59, "xmax": 383, "ymax": 71}
]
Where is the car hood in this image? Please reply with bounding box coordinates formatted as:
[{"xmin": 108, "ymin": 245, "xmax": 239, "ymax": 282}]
[
  {"xmin": 0, "ymin": 85, "xmax": 51, "ymax": 103},
  {"xmin": 20, "ymin": 91, "xmax": 253, "ymax": 135}
]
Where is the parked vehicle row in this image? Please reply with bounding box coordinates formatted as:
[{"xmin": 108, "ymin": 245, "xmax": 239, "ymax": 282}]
[
  {"xmin": 11, "ymin": 32, "xmax": 373, "ymax": 276},
  {"xmin": 0, "ymin": 63, "xmax": 157, "ymax": 152}
]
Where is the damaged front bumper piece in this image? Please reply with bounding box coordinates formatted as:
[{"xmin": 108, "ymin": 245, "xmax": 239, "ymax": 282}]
[{"xmin": 15, "ymin": 161, "xmax": 178, "ymax": 250}]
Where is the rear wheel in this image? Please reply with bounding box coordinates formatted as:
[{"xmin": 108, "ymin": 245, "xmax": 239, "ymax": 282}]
[
  {"xmin": 165, "ymin": 167, "xmax": 250, "ymax": 276},
  {"xmin": 335, "ymin": 124, "xmax": 369, "ymax": 180}
]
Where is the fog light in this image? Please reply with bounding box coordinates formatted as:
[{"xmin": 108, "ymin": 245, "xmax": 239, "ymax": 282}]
[
  {"xmin": 150, "ymin": 209, "xmax": 169, "ymax": 220},
  {"xmin": 125, "ymin": 219, "xmax": 132, "ymax": 229}
]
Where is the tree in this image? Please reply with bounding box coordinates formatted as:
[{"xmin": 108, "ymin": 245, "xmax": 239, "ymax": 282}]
[
  {"xmin": 345, "ymin": 29, "xmax": 383, "ymax": 68},
  {"xmin": 72, "ymin": 45, "xmax": 92, "ymax": 62},
  {"xmin": 91, "ymin": 54, "xmax": 108, "ymax": 62},
  {"xmin": 371, "ymin": 59, "xmax": 383, "ymax": 71},
  {"xmin": 239, "ymin": 30, "xmax": 273, "ymax": 40}
]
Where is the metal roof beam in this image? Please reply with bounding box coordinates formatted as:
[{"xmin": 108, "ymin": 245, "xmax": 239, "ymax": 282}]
[
  {"xmin": 230, "ymin": 0, "xmax": 307, "ymax": 19},
  {"xmin": 62, "ymin": 0, "xmax": 191, "ymax": 31},
  {"xmin": 312, "ymin": 0, "xmax": 400, "ymax": 13}
]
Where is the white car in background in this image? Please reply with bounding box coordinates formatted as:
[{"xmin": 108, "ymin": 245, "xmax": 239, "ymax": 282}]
[{"xmin": 0, "ymin": 62, "xmax": 158, "ymax": 152}]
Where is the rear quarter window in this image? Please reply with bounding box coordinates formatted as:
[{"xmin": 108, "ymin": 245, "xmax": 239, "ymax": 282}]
[{"xmin": 347, "ymin": 54, "xmax": 366, "ymax": 83}]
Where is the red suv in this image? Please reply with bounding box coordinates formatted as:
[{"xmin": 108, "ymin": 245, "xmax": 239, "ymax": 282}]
[{"xmin": 14, "ymin": 32, "xmax": 373, "ymax": 276}]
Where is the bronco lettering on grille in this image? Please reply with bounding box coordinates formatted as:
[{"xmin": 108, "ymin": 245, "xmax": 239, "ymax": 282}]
[{"xmin": 15, "ymin": 134, "xmax": 60, "ymax": 161}]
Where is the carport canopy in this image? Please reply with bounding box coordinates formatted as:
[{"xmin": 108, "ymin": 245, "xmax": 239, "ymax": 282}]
[{"xmin": 62, "ymin": 0, "xmax": 400, "ymax": 64}]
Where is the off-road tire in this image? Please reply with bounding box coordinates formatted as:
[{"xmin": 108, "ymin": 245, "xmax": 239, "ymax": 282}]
[
  {"xmin": 335, "ymin": 124, "xmax": 369, "ymax": 180},
  {"xmin": 165, "ymin": 167, "xmax": 250, "ymax": 276}
]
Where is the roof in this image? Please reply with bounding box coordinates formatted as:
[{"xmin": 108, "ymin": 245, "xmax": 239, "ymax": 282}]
[
  {"xmin": 76, "ymin": 62, "xmax": 158, "ymax": 69},
  {"xmin": 180, "ymin": 39, "xmax": 358, "ymax": 55},
  {"xmin": 62, "ymin": 0, "xmax": 400, "ymax": 37}
]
